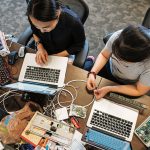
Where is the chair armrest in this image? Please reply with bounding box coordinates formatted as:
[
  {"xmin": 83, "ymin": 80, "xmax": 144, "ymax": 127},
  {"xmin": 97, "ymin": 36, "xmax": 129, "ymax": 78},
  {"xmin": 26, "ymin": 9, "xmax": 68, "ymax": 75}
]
[
  {"xmin": 17, "ymin": 26, "xmax": 33, "ymax": 46},
  {"xmin": 73, "ymin": 39, "xmax": 89, "ymax": 68},
  {"xmin": 142, "ymin": 8, "xmax": 150, "ymax": 28},
  {"xmin": 103, "ymin": 32, "xmax": 114, "ymax": 44}
]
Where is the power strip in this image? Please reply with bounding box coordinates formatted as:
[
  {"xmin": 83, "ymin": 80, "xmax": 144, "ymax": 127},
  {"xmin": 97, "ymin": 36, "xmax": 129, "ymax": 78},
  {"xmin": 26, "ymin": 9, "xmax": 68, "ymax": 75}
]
[{"xmin": 105, "ymin": 92, "xmax": 147, "ymax": 114}]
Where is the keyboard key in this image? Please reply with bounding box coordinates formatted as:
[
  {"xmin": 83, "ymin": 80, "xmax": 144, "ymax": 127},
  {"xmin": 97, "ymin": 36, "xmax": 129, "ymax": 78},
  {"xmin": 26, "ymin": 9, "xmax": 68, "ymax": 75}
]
[
  {"xmin": 90, "ymin": 109, "xmax": 132, "ymax": 138},
  {"xmin": 85, "ymin": 129, "xmax": 131, "ymax": 150},
  {"xmin": 24, "ymin": 66, "xmax": 60, "ymax": 83}
]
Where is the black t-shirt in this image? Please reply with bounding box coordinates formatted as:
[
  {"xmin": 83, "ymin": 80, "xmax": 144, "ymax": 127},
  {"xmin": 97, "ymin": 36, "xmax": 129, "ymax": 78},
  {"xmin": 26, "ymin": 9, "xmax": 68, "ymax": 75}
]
[{"xmin": 29, "ymin": 9, "xmax": 85, "ymax": 55}]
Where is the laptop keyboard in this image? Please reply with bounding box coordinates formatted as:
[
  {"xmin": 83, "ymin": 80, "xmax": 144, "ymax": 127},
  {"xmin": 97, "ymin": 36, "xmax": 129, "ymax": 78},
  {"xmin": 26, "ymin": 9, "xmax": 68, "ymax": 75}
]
[
  {"xmin": 24, "ymin": 66, "xmax": 60, "ymax": 83},
  {"xmin": 85, "ymin": 129, "xmax": 131, "ymax": 150},
  {"xmin": 90, "ymin": 109, "xmax": 133, "ymax": 138}
]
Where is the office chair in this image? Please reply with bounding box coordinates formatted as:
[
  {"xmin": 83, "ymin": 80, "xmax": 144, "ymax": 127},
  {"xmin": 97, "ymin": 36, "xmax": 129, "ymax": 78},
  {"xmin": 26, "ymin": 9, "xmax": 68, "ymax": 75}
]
[
  {"xmin": 103, "ymin": 7, "xmax": 150, "ymax": 44},
  {"xmin": 17, "ymin": 0, "xmax": 89, "ymax": 68}
]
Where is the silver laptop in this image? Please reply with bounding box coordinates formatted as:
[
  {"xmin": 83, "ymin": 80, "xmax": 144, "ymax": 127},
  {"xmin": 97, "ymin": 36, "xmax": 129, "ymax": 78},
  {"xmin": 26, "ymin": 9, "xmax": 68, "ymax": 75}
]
[
  {"xmin": 87, "ymin": 98, "xmax": 138, "ymax": 142},
  {"xmin": 84, "ymin": 98, "xmax": 139, "ymax": 149},
  {"xmin": 4, "ymin": 53, "xmax": 68, "ymax": 95}
]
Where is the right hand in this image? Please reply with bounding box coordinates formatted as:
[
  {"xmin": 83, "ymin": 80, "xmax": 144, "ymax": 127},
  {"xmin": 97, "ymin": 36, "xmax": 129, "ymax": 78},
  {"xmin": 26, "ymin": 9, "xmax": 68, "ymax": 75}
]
[
  {"xmin": 35, "ymin": 48, "xmax": 48, "ymax": 65},
  {"xmin": 86, "ymin": 74, "xmax": 96, "ymax": 90}
]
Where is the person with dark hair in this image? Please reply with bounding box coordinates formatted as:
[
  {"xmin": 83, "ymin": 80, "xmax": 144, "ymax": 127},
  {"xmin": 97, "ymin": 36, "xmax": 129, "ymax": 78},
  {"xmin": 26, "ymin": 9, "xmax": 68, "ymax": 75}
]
[
  {"xmin": 87, "ymin": 25, "xmax": 150, "ymax": 99},
  {"xmin": 26, "ymin": 0, "xmax": 85, "ymax": 65}
]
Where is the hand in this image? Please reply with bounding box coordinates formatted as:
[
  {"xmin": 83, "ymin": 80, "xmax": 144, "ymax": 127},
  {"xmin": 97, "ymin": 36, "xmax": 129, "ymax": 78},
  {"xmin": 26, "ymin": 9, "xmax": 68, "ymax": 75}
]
[
  {"xmin": 86, "ymin": 74, "xmax": 96, "ymax": 90},
  {"xmin": 94, "ymin": 86, "xmax": 111, "ymax": 100},
  {"xmin": 36, "ymin": 48, "xmax": 48, "ymax": 65}
]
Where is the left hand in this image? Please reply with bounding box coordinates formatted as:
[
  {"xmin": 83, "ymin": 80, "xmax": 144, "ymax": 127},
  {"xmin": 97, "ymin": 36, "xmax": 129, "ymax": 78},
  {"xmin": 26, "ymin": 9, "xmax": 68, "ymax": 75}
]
[{"xmin": 94, "ymin": 86, "xmax": 111, "ymax": 100}]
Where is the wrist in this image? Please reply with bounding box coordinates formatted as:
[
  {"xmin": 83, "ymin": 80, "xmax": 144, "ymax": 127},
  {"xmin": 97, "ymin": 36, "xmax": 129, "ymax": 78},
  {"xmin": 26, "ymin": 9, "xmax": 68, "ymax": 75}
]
[
  {"xmin": 87, "ymin": 71, "xmax": 96, "ymax": 79},
  {"xmin": 37, "ymin": 44, "xmax": 45, "ymax": 52},
  {"xmin": 35, "ymin": 40, "xmax": 42, "ymax": 49}
]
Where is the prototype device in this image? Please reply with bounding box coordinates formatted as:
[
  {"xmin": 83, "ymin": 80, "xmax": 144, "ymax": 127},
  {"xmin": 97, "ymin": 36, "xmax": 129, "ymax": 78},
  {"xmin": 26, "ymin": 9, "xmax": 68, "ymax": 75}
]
[
  {"xmin": 0, "ymin": 31, "xmax": 10, "ymax": 57},
  {"xmin": 105, "ymin": 92, "xmax": 147, "ymax": 114},
  {"xmin": 135, "ymin": 116, "xmax": 150, "ymax": 147}
]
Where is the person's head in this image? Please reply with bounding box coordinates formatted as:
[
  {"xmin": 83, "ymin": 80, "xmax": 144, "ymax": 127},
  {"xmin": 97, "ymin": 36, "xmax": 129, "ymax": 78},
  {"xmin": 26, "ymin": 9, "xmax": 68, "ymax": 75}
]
[
  {"xmin": 26, "ymin": 0, "xmax": 61, "ymax": 33},
  {"xmin": 112, "ymin": 25, "xmax": 150, "ymax": 62}
]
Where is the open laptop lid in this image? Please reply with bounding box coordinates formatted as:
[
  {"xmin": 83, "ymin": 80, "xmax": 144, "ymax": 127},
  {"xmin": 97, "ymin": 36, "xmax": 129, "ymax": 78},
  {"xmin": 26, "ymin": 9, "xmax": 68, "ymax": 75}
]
[
  {"xmin": 19, "ymin": 53, "xmax": 68, "ymax": 88},
  {"xmin": 3, "ymin": 82, "xmax": 58, "ymax": 95},
  {"xmin": 87, "ymin": 98, "xmax": 139, "ymax": 142}
]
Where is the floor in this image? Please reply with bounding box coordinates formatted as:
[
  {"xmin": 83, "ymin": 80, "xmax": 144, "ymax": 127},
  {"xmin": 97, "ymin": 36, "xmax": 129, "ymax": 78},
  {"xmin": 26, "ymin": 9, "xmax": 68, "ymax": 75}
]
[{"xmin": 0, "ymin": 0, "xmax": 149, "ymax": 57}]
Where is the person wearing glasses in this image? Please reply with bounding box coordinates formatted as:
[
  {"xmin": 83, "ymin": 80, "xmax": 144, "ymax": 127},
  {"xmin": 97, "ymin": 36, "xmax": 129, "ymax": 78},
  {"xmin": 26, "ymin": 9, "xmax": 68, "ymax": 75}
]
[
  {"xmin": 26, "ymin": 0, "xmax": 85, "ymax": 65},
  {"xmin": 87, "ymin": 25, "xmax": 150, "ymax": 99}
]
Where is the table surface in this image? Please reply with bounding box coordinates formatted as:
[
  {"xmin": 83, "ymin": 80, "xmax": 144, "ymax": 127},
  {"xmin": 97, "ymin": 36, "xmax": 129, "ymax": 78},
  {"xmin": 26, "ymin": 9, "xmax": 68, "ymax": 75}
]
[{"xmin": 5, "ymin": 41, "xmax": 150, "ymax": 150}]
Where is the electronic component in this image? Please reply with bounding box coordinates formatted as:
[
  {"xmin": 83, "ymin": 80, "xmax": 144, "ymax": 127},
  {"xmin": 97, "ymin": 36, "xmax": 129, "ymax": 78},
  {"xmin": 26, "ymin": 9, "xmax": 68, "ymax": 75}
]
[
  {"xmin": 105, "ymin": 92, "xmax": 147, "ymax": 114},
  {"xmin": 0, "ymin": 56, "xmax": 11, "ymax": 86},
  {"xmin": 69, "ymin": 104, "xmax": 87, "ymax": 118},
  {"xmin": 135, "ymin": 116, "xmax": 150, "ymax": 147},
  {"xmin": 0, "ymin": 31, "xmax": 10, "ymax": 57}
]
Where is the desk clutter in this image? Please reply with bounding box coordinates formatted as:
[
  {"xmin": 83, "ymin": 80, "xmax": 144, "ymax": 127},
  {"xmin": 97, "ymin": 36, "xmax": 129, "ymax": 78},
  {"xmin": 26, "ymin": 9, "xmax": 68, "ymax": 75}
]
[
  {"xmin": 0, "ymin": 31, "xmax": 26, "ymax": 86},
  {"xmin": 0, "ymin": 92, "xmax": 87, "ymax": 150},
  {"xmin": 0, "ymin": 101, "xmax": 42, "ymax": 144},
  {"xmin": 0, "ymin": 81, "xmax": 89, "ymax": 150}
]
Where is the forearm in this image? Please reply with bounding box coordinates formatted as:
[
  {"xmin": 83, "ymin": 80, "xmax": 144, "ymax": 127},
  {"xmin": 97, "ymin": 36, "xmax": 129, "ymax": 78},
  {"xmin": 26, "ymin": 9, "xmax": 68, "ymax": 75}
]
[
  {"xmin": 33, "ymin": 34, "xmax": 45, "ymax": 50},
  {"xmin": 53, "ymin": 50, "xmax": 69, "ymax": 57},
  {"xmin": 91, "ymin": 50, "xmax": 110, "ymax": 74},
  {"xmin": 33, "ymin": 34, "xmax": 40, "ymax": 43},
  {"xmin": 108, "ymin": 84, "xmax": 148, "ymax": 96}
]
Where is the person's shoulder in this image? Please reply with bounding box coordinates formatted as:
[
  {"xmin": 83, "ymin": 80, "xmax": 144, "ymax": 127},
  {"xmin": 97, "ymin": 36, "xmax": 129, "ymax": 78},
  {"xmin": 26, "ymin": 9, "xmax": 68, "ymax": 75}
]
[
  {"xmin": 60, "ymin": 8, "xmax": 82, "ymax": 26},
  {"xmin": 111, "ymin": 30, "xmax": 122, "ymax": 40},
  {"xmin": 143, "ymin": 58, "xmax": 150, "ymax": 68},
  {"xmin": 106, "ymin": 29, "xmax": 122, "ymax": 45}
]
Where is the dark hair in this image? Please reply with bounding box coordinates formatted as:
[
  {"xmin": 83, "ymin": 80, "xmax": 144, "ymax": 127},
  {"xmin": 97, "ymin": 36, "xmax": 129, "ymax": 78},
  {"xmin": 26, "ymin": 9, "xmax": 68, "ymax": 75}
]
[
  {"xmin": 112, "ymin": 25, "xmax": 150, "ymax": 62},
  {"xmin": 26, "ymin": 0, "xmax": 60, "ymax": 22}
]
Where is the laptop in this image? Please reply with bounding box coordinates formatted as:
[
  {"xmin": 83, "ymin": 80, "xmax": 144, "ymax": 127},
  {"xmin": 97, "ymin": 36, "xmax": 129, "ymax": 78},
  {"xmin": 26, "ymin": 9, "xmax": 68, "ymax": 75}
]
[
  {"xmin": 4, "ymin": 53, "xmax": 68, "ymax": 95},
  {"xmin": 83, "ymin": 98, "xmax": 139, "ymax": 150}
]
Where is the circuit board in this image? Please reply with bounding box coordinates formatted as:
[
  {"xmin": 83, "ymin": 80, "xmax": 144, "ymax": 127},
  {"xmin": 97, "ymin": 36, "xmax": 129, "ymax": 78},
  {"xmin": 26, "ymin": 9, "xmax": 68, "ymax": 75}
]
[{"xmin": 135, "ymin": 116, "xmax": 150, "ymax": 147}]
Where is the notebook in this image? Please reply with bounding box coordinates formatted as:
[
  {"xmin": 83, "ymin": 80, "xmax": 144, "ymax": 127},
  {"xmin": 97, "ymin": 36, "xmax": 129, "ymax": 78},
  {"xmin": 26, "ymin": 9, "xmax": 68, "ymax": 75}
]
[
  {"xmin": 83, "ymin": 98, "xmax": 139, "ymax": 150},
  {"xmin": 4, "ymin": 53, "xmax": 68, "ymax": 95}
]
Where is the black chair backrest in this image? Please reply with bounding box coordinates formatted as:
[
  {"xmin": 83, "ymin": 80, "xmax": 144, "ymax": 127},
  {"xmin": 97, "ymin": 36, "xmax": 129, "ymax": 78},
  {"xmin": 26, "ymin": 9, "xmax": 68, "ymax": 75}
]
[
  {"xmin": 60, "ymin": 0, "xmax": 89, "ymax": 24},
  {"xmin": 142, "ymin": 8, "xmax": 150, "ymax": 28},
  {"xmin": 26, "ymin": 0, "xmax": 89, "ymax": 24}
]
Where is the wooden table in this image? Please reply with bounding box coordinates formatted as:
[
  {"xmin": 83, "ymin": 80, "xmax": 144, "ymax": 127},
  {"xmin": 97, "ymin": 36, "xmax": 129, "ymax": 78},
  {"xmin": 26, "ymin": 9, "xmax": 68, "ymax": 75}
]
[{"xmin": 3, "ymin": 41, "xmax": 150, "ymax": 150}]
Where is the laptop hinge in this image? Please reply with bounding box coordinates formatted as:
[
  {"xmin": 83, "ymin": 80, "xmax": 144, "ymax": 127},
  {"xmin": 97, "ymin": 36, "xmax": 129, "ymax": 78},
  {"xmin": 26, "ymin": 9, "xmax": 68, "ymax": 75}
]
[
  {"xmin": 92, "ymin": 127, "xmax": 126, "ymax": 141},
  {"xmin": 23, "ymin": 80, "xmax": 58, "ymax": 89}
]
